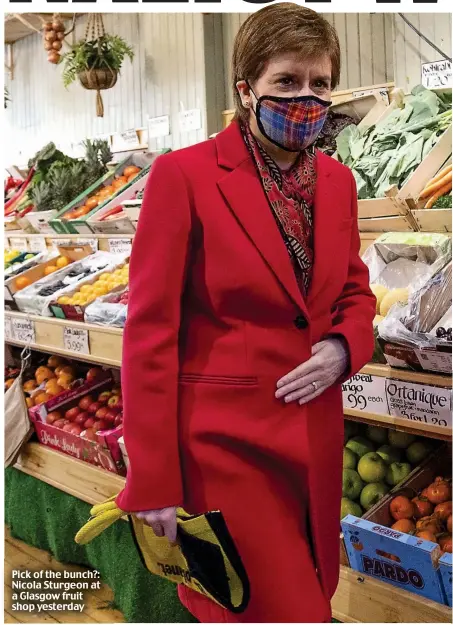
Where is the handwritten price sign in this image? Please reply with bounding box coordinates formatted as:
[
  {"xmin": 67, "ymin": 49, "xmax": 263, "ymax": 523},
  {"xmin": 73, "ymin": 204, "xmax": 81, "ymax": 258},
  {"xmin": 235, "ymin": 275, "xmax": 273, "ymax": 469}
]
[
  {"xmin": 63, "ymin": 327, "xmax": 90, "ymax": 355},
  {"xmin": 342, "ymin": 374, "xmax": 388, "ymax": 415},
  {"xmin": 109, "ymin": 238, "xmax": 132, "ymax": 256},
  {"xmin": 28, "ymin": 237, "xmax": 47, "ymax": 253},
  {"xmin": 386, "ymin": 379, "xmax": 452, "ymax": 430},
  {"xmin": 12, "ymin": 318, "xmax": 35, "ymax": 344}
]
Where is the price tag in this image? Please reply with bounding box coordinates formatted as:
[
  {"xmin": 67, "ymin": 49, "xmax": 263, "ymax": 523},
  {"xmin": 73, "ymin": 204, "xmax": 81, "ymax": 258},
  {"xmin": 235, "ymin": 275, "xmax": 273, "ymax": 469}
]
[
  {"xmin": 179, "ymin": 109, "xmax": 202, "ymax": 132},
  {"xmin": 386, "ymin": 379, "xmax": 452, "ymax": 430},
  {"xmin": 148, "ymin": 115, "xmax": 170, "ymax": 139},
  {"xmin": 342, "ymin": 373, "xmax": 388, "ymax": 415},
  {"xmin": 4, "ymin": 316, "xmax": 13, "ymax": 340},
  {"xmin": 63, "ymin": 327, "xmax": 90, "ymax": 355},
  {"xmin": 77, "ymin": 239, "xmax": 99, "ymax": 252},
  {"xmin": 109, "ymin": 238, "xmax": 132, "ymax": 256},
  {"xmin": 28, "ymin": 236, "xmax": 47, "ymax": 253},
  {"xmin": 12, "ymin": 318, "xmax": 35, "ymax": 344},
  {"xmin": 118, "ymin": 129, "xmax": 140, "ymax": 149},
  {"xmin": 50, "ymin": 238, "xmax": 71, "ymax": 252},
  {"xmin": 9, "ymin": 237, "xmax": 28, "ymax": 253}
]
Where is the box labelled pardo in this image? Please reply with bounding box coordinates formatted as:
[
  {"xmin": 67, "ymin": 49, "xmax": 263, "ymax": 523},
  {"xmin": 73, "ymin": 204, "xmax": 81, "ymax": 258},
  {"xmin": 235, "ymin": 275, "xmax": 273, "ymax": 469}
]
[{"xmin": 341, "ymin": 515, "xmax": 444, "ymax": 603}]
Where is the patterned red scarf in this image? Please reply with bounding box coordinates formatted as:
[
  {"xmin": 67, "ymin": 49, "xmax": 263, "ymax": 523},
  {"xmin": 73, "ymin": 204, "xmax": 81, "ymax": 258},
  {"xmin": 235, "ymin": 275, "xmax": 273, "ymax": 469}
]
[{"xmin": 241, "ymin": 123, "xmax": 317, "ymax": 295}]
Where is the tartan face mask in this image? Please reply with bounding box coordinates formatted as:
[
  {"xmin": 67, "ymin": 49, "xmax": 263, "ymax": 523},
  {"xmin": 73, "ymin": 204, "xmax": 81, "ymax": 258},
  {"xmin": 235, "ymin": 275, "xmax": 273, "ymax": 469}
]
[{"xmin": 249, "ymin": 85, "xmax": 331, "ymax": 152}]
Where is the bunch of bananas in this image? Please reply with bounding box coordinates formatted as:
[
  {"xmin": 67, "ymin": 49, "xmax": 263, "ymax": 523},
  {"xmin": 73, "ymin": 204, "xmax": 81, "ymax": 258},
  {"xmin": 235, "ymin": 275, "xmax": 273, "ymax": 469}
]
[{"xmin": 75, "ymin": 496, "xmax": 125, "ymax": 545}]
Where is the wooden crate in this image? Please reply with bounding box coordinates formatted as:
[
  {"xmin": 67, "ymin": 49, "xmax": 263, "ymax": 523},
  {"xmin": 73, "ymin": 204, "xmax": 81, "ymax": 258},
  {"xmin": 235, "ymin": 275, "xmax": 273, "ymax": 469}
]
[{"xmin": 413, "ymin": 209, "xmax": 452, "ymax": 233}]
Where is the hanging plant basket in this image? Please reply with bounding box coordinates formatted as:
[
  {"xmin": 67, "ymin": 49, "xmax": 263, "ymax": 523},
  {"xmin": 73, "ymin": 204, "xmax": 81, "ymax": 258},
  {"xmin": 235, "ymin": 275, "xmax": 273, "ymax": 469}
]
[{"xmin": 61, "ymin": 13, "xmax": 134, "ymax": 118}]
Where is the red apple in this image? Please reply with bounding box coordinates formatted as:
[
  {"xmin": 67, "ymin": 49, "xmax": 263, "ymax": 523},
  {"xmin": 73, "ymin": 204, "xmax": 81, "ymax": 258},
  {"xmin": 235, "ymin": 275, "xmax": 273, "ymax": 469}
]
[
  {"xmin": 84, "ymin": 417, "xmax": 96, "ymax": 428},
  {"xmin": 114, "ymin": 414, "xmax": 123, "ymax": 427},
  {"xmin": 86, "ymin": 367, "xmax": 102, "ymax": 382},
  {"xmin": 63, "ymin": 423, "xmax": 74, "ymax": 432},
  {"xmin": 53, "ymin": 418, "xmax": 68, "ymax": 429},
  {"xmin": 95, "ymin": 406, "xmax": 109, "ymax": 420},
  {"xmin": 78, "ymin": 395, "xmax": 93, "ymax": 411},
  {"xmin": 88, "ymin": 401, "xmax": 102, "ymax": 415},
  {"xmin": 68, "ymin": 424, "xmax": 82, "ymax": 435},
  {"xmin": 93, "ymin": 419, "xmax": 108, "ymax": 433},
  {"xmin": 65, "ymin": 406, "xmax": 80, "ymax": 422},
  {"xmin": 46, "ymin": 411, "xmax": 62, "ymax": 425},
  {"xmin": 75, "ymin": 412, "xmax": 89, "ymax": 426},
  {"xmin": 98, "ymin": 391, "xmax": 112, "ymax": 404},
  {"xmin": 107, "ymin": 395, "xmax": 121, "ymax": 408},
  {"xmin": 104, "ymin": 410, "xmax": 117, "ymax": 424},
  {"xmin": 81, "ymin": 428, "xmax": 97, "ymax": 441}
]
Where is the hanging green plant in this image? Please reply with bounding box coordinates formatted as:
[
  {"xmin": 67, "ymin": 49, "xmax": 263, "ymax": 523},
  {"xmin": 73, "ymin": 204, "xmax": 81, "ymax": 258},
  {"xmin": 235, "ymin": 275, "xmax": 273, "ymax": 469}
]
[{"xmin": 60, "ymin": 14, "xmax": 134, "ymax": 117}]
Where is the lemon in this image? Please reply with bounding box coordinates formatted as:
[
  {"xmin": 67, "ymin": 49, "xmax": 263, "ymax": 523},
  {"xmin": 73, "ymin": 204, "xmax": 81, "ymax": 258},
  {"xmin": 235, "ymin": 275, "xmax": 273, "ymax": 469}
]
[
  {"xmin": 98, "ymin": 273, "xmax": 111, "ymax": 282},
  {"xmin": 58, "ymin": 296, "xmax": 71, "ymax": 305},
  {"xmin": 94, "ymin": 284, "xmax": 109, "ymax": 296},
  {"xmin": 80, "ymin": 284, "xmax": 94, "ymax": 294}
]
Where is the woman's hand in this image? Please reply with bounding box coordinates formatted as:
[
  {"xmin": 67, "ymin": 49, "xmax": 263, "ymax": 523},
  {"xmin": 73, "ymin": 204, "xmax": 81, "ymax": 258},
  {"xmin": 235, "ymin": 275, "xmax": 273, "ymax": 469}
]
[
  {"xmin": 275, "ymin": 338, "xmax": 349, "ymax": 405},
  {"xmin": 135, "ymin": 506, "xmax": 178, "ymax": 543}
]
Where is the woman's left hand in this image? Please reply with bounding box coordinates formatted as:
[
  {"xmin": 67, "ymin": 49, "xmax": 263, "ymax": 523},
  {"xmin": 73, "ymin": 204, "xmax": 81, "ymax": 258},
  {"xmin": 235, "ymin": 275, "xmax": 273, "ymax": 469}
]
[{"xmin": 275, "ymin": 338, "xmax": 349, "ymax": 405}]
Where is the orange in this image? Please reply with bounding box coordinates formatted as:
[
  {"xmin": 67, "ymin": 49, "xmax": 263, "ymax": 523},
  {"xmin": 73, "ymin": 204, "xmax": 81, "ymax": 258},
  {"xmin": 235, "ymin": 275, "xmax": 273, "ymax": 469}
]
[
  {"xmin": 26, "ymin": 397, "xmax": 34, "ymax": 408},
  {"xmin": 48, "ymin": 355, "xmax": 64, "ymax": 368},
  {"xmin": 45, "ymin": 379, "xmax": 65, "ymax": 396},
  {"xmin": 57, "ymin": 373, "xmax": 75, "ymax": 389},
  {"xmin": 56, "ymin": 256, "xmax": 71, "ymax": 269},
  {"xmin": 23, "ymin": 379, "xmax": 38, "ymax": 392},
  {"xmin": 5, "ymin": 378, "xmax": 15, "ymax": 390},
  {"xmin": 34, "ymin": 392, "xmax": 52, "ymax": 406},
  {"xmin": 15, "ymin": 276, "xmax": 31, "ymax": 290},
  {"xmin": 35, "ymin": 366, "xmax": 55, "ymax": 384},
  {"xmin": 44, "ymin": 265, "xmax": 58, "ymax": 276},
  {"xmin": 54, "ymin": 363, "xmax": 69, "ymax": 376},
  {"xmin": 60, "ymin": 366, "xmax": 75, "ymax": 376}
]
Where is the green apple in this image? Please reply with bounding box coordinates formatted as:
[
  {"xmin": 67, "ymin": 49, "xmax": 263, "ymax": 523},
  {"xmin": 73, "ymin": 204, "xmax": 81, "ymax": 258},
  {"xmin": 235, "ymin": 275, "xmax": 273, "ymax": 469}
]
[
  {"xmin": 343, "ymin": 447, "xmax": 358, "ymax": 470},
  {"xmin": 345, "ymin": 436, "xmax": 375, "ymax": 458},
  {"xmin": 342, "ymin": 469, "xmax": 364, "ymax": 501},
  {"xmin": 386, "ymin": 462, "xmax": 412, "ymax": 486},
  {"xmin": 360, "ymin": 483, "xmax": 389, "ymax": 511},
  {"xmin": 344, "ymin": 421, "xmax": 359, "ymax": 443},
  {"xmin": 406, "ymin": 440, "xmax": 432, "ymax": 465},
  {"xmin": 366, "ymin": 425, "xmax": 387, "ymax": 445},
  {"xmin": 376, "ymin": 445, "xmax": 402, "ymax": 465},
  {"xmin": 358, "ymin": 452, "xmax": 387, "ymax": 483},
  {"xmin": 388, "ymin": 430, "xmax": 416, "ymax": 449},
  {"xmin": 341, "ymin": 497, "xmax": 363, "ymax": 519}
]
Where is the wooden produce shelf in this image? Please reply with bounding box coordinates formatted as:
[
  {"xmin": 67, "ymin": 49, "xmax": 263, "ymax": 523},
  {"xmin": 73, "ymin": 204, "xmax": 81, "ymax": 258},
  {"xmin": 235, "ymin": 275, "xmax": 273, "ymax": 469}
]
[{"xmin": 13, "ymin": 443, "xmax": 452, "ymax": 624}]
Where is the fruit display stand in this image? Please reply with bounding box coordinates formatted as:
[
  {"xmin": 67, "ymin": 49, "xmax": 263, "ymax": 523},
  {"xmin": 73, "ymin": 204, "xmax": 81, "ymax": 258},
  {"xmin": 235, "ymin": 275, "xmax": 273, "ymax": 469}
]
[{"xmin": 4, "ymin": 232, "xmax": 452, "ymax": 623}]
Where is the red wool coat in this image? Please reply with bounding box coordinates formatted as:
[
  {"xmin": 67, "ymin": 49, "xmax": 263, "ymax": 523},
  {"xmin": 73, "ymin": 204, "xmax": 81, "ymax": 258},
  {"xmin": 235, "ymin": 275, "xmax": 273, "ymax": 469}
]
[{"xmin": 116, "ymin": 121, "xmax": 376, "ymax": 623}]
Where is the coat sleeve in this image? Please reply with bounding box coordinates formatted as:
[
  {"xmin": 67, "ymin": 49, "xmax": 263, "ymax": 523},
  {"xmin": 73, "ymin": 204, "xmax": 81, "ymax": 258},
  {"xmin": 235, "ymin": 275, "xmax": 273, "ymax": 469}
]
[
  {"xmin": 115, "ymin": 154, "xmax": 191, "ymax": 512},
  {"xmin": 327, "ymin": 171, "xmax": 376, "ymax": 380}
]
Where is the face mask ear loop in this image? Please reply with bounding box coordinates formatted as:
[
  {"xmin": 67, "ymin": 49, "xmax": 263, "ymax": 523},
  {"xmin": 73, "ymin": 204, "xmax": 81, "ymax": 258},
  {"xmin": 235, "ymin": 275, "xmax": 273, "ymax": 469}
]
[{"xmin": 244, "ymin": 80, "xmax": 258, "ymax": 117}]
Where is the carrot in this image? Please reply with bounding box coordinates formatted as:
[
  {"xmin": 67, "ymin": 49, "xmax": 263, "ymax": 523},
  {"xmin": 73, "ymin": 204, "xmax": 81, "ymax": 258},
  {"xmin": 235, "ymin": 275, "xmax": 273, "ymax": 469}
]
[
  {"xmin": 425, "ymin": 182, "xmax": 452, "ymax": 209},
  {"xmin": 419, "ymin": 171, "xmax": 453, "ymax": 199},
  {"xmin": 424, "ymin": 164, "xmax": 452, "ymax": 189}
]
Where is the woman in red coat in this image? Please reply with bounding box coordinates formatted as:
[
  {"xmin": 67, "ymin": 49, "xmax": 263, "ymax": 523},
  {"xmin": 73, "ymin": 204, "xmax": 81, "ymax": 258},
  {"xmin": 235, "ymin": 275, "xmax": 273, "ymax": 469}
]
[{"xmin": 117, "ymin": 3, "xmax": 375, "ymax": 622}]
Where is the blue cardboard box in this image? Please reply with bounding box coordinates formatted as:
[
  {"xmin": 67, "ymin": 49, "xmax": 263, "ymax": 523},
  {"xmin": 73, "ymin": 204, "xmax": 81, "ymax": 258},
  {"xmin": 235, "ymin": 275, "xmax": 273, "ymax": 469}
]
[
  {"xmin": 439, "ymin": 552, "xmax": 452, "ymax": 607},
  {"xmin": 342, "ymin": 515, "xmax": 444, "ymax": 604}
]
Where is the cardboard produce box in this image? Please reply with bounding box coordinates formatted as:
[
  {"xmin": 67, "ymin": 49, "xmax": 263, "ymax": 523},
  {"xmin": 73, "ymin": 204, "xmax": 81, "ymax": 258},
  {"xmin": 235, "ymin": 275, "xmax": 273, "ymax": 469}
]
[
  {"xmin": 30, "ymin": 371, "xmax": 126, "ymax": 475},
  {"xmin": 87, "ymin": 175, "xmax": 148, "ymax": 234},
  {"xmin": 439, "ymin": 552, "xmax": 452, "ymax": 607},
  {"xmin": 49, "ymin": 152, "xmax": 165, "ymax": 235},
  {"xmin": 341, "ymin": 450, "xmax": 451, "ymax": 605}
]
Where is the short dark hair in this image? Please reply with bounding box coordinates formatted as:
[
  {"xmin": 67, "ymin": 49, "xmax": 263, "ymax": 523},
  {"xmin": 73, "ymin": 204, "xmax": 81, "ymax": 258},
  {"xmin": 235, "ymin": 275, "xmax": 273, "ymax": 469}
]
[{"xmin": 232, "ymin": 2, "xmax": 341, "ymax": 121}]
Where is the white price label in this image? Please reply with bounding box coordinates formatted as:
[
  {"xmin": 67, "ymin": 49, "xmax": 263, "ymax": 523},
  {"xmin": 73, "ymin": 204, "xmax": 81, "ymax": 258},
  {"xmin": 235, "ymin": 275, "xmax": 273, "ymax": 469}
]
[
  {"xmin": 9, "ymin": 237, "xmax": 29, "ymax": 253},
  {"xmin": 63, "ymin": 327, "xmax": 90, "ymax": 355},
  {"xmin": 12, "ymin": 318, "xmax": 35, "ymax": 344},
  {"xmin": 120, "ymin": 129, "xmax": 140, "ymax": 146},
  {"xmin": 109, "ymin": 238, "xmax": 132, "ymax": 256},
  {"xmin": 4, "ymin": 316, "xmax": 13, "ymax": 340},
  {"xmin": 148, "ymin": 115, "xmax": 170, "ymax": 139},
  {"xmin": 50, "ymin": 238, "xmax": 71, "ymax": 252},
  {"xmin": 386, "ymin": 379, "xmax": 452, "ymax": 430},
  {"xmin": 28, "ymin": 237, "xmax": 47, "ymax": 253},
  {"xmin": 77, "ymin": 239, "xmax": 98, "ymax": 252},
  {"xmin": 342, "ymin": 374, "xmax": 388, "ymax": 415},
  {"xmin": 179, "ymin": 109, "xmax": 202, "ymax": 133},
  {"xmin": 422, "ymin": 60, "xmax": 452, "ymax": 89}
]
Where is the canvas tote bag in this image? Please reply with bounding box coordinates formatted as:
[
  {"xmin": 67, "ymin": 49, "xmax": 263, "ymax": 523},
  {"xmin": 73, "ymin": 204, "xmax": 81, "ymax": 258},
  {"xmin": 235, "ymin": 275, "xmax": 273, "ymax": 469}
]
[{"xmin": 5, "ymin": 348, "xmax": 34, "ymax": 467}]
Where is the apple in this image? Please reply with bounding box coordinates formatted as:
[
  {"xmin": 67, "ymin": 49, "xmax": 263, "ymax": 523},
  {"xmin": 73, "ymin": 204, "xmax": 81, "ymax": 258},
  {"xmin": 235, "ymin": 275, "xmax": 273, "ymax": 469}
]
[
  {"xmin": 342, "ymin": 469, "xmax": 364, "ymax": 501},
  {"xmin": 84, "ymin": 417, "xmax": 96, "ymax": 429},
  {"xmin": 376, "ymin": 445, "xmax": 402, "ymax": 465},
  {"xmin": 88, "ymin": 401, "xmax": 102, "ymax": 415},
  {"xmin": 63, "ymin": 423, "xmax": 74, "ymax": 432},
  {"xmin": 345, "ymin": 436, "xmax": 374, "ymax": 459},
  {"xmin": 360, "ymin": 483, "xmax": 389, "ymax": 511},
  {"xmin": 406, "ymin": 440, "xmax": 432, "ymax": 465},
  {"xmin": 65, "ymin": 406, "xmax": 80, "ymax": 422},
  {"xmin": 358, "ymin": 452, "xmax": 387, "ymax": 484},
  {"xmin": 98, "ymin": 391, "xmax": 112, "ymax": 404},
  {"xmin": 388, "ymin": 430, "xmax": 416, "ymax": 449},
  {"xmin": 108, "ymin": 395, "xmax": 121, "ymax": 408},
  {"xmin": 86, "ymin": 367, "xmax": 102, "ymax": 382},
  {"xmin": 78, "ymin": 395, "xmax": 94, "ymax": 411},
  {"xmin": 386, "ymin": 462, "xmax": 412, "ymax": 486},
  {"xmin": 343, "ymin": 448, "xmax": 358, "ymax": 470},
  {"xmin": 68, "ymin": 424, "xmax": 82, "ymax": 436},
  {"xmin": 81, "ymin": 428, "xmax": 97, "ymax": 441},
  {"xmin": 93, "ymin": 419, "xmax": 108, "ymax": 433},
  {"xmin": 341, "ymin": 497, "xmax": 363, "ymax": 519},
  {"xmin": 114, "ymin": 414, "xmax": 123, "ymax": 427},
  {"xmin": 95, "ymin": 406, "xmax": 110, "ymax": 420},
  {"xmin": 104, "ymin": 410, "xmax": 117, "ymax": 424},
  {"xmin": 366, "ymin": 425, "xmax": 387, "ymax": 446},
  {"xmin": 75, "ymin": 412, "xmax": 89, "ymax": 426},
  {"xmin": 53, "ymin": 418, "xmax": 68, "ymax": 429},
  {"xmin": 46, "ymin": 411, "xmax": 62, "ymax": 425}
]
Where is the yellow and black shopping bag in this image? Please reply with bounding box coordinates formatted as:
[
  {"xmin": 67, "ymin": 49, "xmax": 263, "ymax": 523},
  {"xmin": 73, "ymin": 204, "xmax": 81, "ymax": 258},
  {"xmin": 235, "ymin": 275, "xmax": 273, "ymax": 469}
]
[{"xmin": 75, "ymin": 497, "xmax": 250, "ymax": 613}]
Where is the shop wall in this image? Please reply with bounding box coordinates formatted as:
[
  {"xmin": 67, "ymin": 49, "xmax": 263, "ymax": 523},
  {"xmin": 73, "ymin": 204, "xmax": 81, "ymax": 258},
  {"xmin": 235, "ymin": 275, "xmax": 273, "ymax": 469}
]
[
  {"xmin": 4, "ymin": 13, "xmax": 212, "ymax": 163},
  {"xmin": 222, "ymin": 13, "xmax": 394, "ymax": 109},
  {"xmin": 393, "ymin": 13, "xmax": 452, "ymax": 93}
]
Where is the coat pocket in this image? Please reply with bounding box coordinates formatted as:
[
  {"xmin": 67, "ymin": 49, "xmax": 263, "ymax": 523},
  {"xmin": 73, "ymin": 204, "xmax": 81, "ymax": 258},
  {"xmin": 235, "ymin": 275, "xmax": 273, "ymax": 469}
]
[{"xmin": 179, "ymin": 373, "xmax": 258, "ymax": 387}]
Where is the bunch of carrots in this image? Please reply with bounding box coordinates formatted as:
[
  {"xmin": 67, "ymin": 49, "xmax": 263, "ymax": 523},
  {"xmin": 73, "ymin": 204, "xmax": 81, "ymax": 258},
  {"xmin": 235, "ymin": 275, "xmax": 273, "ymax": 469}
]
[{"xmin": 419, "ymin": 164, "xmax": 452, "ymax": 209}]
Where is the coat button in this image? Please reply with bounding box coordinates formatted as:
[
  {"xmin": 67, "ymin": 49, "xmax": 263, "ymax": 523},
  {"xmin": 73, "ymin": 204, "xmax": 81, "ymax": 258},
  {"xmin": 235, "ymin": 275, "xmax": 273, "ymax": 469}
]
[{"xmin": 294, "ymin": 315, "xmax": 308, "ymax": 330}]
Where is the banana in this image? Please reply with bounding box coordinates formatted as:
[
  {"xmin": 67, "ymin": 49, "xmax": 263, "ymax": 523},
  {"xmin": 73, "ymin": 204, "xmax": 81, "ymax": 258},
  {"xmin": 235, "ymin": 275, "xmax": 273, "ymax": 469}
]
[
  {"xmin": 90, "ymin": 498, "xmax": 119, "ymax": 517},
  {"xmin": 75, "ymin": 507, "xmax": 124, "ymax": 545}
]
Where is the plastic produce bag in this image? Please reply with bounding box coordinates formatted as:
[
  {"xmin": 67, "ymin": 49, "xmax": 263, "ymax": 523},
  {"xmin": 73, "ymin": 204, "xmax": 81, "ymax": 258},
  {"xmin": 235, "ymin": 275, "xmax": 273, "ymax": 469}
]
[
  {"xmin": 4, "ymin": 349, "xmax": 34, "ymax": 467},
  {"xmin": 84, "ymin": 287, "xmax": 128, "ymax": 327}
]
